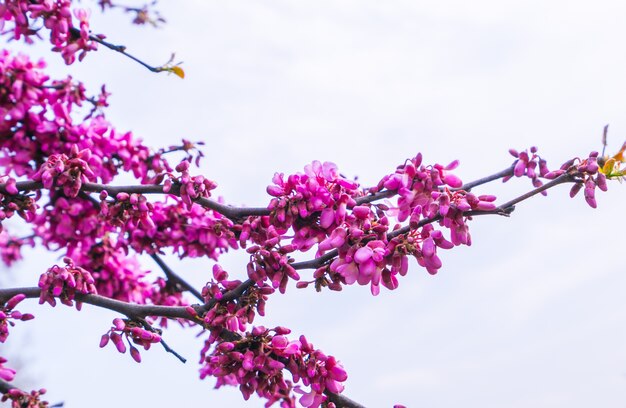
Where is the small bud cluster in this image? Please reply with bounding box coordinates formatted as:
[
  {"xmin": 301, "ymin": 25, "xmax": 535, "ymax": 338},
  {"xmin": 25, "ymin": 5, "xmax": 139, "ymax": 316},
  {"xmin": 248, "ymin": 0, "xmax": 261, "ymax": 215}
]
[
  {"xmin": 246, "ymin": 246, "xmax": 300, "ymax": 294},
  {"xmin": 560, "ymin": 152, "xmax": 606, "ymax": 209},
  {"xmin": 38, "ymin": 257, "xmax": 97, "ymax": 309},
  {"xmin": 197, "ymin": 265, "xmax": 274, "ymax": 334},
  {"xmin": 32, "ymin": 145, "xmax": 96, "ymax": 198},
  {"xmin": 100, "ymin": 192, "xmax": 157, "ymax": 235},
  {"xmin": 99, "ymin": 318, "xmax": 162, "ymax": 363},
  {"xmin": 0, "ymin": 176, "xmax": 38, "ymax": 231},
  {"xmin": 506, "ymin": 147, "xmax": 550, "ymax": 193},
  {"xmin": 170, "ymin": 160, "xmax": 217, "ymax": 208}
]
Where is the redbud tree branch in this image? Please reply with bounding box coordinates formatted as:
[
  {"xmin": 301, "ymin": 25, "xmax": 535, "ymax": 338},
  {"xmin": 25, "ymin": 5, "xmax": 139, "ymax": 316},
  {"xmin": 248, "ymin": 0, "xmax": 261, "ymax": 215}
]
[
  {"xmin": 0, "ymin": 286, "xmax": 363, "ymax": 407},
  {"xmin": 0, "ymin": 163, "xmax": 526, "ymax": 222},
  {"xmin": 0, "ymin": 166, "xmax": 583, "ymax": 408},
  {"xmin": 0, "ymin": 378, "xmax": 13, "ymax": 394},
  {"xmin": 457, "ymin": 163, "xmax": 516, "ymax": 191}
]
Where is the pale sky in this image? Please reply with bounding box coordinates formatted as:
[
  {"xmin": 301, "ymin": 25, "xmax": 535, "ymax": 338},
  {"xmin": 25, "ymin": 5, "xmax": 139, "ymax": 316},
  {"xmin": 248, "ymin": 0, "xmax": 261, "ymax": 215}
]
[{"xmin": 4, "ymin": 1, "xmax": 626, "ymax": 407}]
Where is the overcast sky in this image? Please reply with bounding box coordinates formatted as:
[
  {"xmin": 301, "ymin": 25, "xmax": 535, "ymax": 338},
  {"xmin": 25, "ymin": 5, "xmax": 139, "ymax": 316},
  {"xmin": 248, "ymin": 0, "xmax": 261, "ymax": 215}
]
[{"xmin": 5, "ymin": 1, "xmax": 626, "ymax": 407}]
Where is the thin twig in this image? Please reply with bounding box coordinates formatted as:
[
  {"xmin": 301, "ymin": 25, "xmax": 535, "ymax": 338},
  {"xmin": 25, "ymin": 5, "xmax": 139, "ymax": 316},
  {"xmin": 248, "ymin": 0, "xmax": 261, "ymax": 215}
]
[
  {"xmin": 457, "ymin": 164, "xmax": 516, "ymax": 191},
  {"xmin": 83, "ymin": 30, "xmax": 166, "ymax": 74},
  {"xmin": 158, "ymin": 338, "xmax": 187, "ymax": 363},
  {"xmin": 150, "ymin": 253, "xmax": 203, "ymax": 301},
  {"xmin": 495, "ymin": 173, "xmax": 575, "ymax": 211}
]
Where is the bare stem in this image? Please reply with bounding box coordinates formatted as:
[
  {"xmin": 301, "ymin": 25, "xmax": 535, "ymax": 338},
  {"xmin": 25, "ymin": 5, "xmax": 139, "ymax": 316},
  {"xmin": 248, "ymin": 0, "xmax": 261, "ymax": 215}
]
[
  {"xmin": 495, "ymin": 173, "xmax": 576, "ymax": 211},
  {"xmin": 457, "ymin": 164, "xmax": 516, "ymax": 191},
  {"xmin": 84, "ymin": 31, "xmax": 168, "ymax": 74},
  {"xmin": 150, "ymin": 253, "xmax": 203, "ymax": 301}
]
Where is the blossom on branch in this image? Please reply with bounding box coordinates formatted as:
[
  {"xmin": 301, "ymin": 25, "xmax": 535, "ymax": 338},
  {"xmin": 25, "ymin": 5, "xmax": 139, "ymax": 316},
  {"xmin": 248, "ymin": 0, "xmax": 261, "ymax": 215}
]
[{"xmin": 38, "ymin": 256, "xmax": 97, "ymax": 309}]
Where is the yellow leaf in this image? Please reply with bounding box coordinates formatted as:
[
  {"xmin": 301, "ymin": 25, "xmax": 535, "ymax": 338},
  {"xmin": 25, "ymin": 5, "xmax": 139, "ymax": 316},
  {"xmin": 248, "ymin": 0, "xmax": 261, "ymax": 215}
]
[
  {"xmin": 601, "ymin": 157, "xmax": 616, "ymax": 175},
  {"xmin": 170, "ymin": 66, "xmax": 185, "ymax": 79}
]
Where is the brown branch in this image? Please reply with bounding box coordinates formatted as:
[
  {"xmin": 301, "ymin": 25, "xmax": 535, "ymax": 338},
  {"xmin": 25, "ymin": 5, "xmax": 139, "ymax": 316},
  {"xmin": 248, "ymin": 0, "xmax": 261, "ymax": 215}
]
[
  {"xmin": 457, "ymin": 164, "xmax": 516, "ymax": 191},
  {"xmin": 195, "ymin": 279, "xmax": 255, "ymax": 314},
  {"xmin": 150, "ymin": 253, "xmax": 203, "ymax": 301},
  {"xmin": 325, "ymin": 390, "xmax": 367, "ymax": 408},
  {"xmin": 495, "ymin": 172, "xmax": 576, "ymax": 211},
  {"xmin": 0, "ymin": 287, "xmax": 361, "ymax": 406},
  {"xmin": 78, "ymin": 29, "xmax": 171, "ymax": 75},
  {"xmin": 0, "ymin": 378, "xmax": 14, "ymax": 394},
  {"xmin": 354, "ymin": 189, "xmax": 396, "ymax": 205}
]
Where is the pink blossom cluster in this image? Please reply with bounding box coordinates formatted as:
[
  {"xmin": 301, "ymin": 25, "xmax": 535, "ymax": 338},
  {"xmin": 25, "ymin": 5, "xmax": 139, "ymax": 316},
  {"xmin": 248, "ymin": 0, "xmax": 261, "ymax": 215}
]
[
  {"xmin": 200, "ymin": 326, "xmax": 346, "ymax": 408},
  {"xmin": 100, "ymin": 191, "xmax": 156, "ymax": 235},
  {"xmin": 0, "ymin": 294, "xmax": 34, "ymax": 343},
  {"xmin": 0, "ymin": 386, "xmax": 48, "ymax": 407},
  {"xmin": 0, "ymin": 0, "xmax": 97, "ymax": 64},
  {"xmin": 373, "ymin": 153, "xmax": 463, "ymax": 221},
  {"xmin": 190, "ymin": 266, "xmax": 348, "ymax": 407},
  {"xmin": 0, "ymin": 49, "xmax": 195, "ymax": 308},
  {"xmin": 33, "ymin": 197, "xmax": 100, "ymax": 252},
  {"xmin": 267, "ymin": 160, "xmax": 361, "ymax": 251},
  {"xmin": 38, "ymin": 257, "xmax": 97, "ymax": 309},
  {"xmin": 100, "ymin": 318, "xmax": 162, "ymax": 363},
  {"xmin": 166, "ymin": 160, "xmax": 218, "ymax": 208},
  {"xmin": 32, "ymin": 145, "xmax": 96, "ymax": 198},
  {"xmin": 246, "ymin": 245, "xmax": 300, "ymax": 294},
  {"xmin": 116, "ymin": 199, "xmax": 237, "ymax": 259},
  {"xmin": 283, "ymin": 156, "xmax": 488, "ymax": 294},
  {"xmin": 66, "ymin": 238, "xmax": 152, "ymax": 303},
  {"xmin": 421, "ymin": 189, "xmax": 497, "ymax": 245},
  {"xmin": 0, "ymin": 50, "xmax": 168, "ymax": 183}
]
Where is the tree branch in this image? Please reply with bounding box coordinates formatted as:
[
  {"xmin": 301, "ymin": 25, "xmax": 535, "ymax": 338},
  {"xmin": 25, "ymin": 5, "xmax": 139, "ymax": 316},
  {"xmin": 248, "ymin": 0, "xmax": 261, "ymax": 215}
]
[
  {"xmin": 0, "ymin": 163, "xmax": 525, "ymax": 224},
  {"xmin": 325, "ymin": 390, "xmax": 367, "ymax": 408},
  {"xmin": 150, "ymin": 253, "xmax": 204, "ymax": 302},
  {"xmin": 0, "ymin": 287, "xmax": 361, "ymax": 406},
  {"xmin": 82, "ymin": 30, "xmax": 174, "ymax": 75},
  {"xmin": 495, "ymin": 173, "xmax": 576, "ymax": 212},
  {"xmin": 457, "ymin": 164, "xmax": 516, "ymax": 191},
  {"xmin": 0, "ymin": 378, "xmax": 13, "ymax": 394}
]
